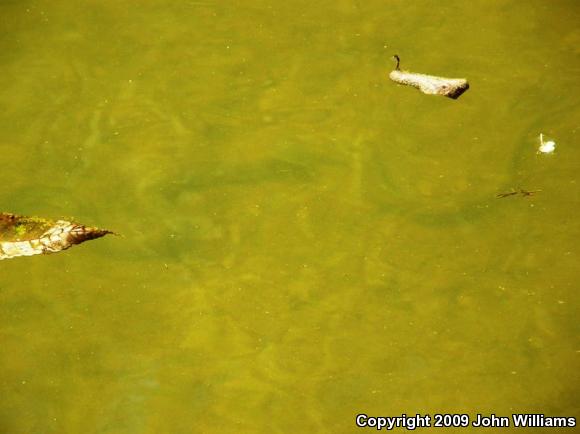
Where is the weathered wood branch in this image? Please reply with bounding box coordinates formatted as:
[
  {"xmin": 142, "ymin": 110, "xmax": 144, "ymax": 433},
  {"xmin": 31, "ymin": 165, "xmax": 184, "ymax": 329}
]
[
  {"xmin": 389, "ymin": 55, "xmax": 469, "ymax": 99},
  {"xmin": 0, "ymin": 213, "xmax": 113, "ymax": 260}
]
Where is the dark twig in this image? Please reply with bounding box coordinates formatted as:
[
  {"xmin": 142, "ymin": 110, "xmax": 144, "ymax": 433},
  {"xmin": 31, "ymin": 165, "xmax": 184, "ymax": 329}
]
[{"xmin": 497, "ymin": 189, "xmax": 542, "ymax": 198}]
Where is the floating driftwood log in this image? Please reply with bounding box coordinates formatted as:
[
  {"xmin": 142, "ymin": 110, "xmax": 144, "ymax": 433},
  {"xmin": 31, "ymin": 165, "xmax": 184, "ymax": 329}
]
[
  {"xmin": 389, "ymin": 55, "xmax": 469, "ymax": 99},
  {"xmin": 0, "ymin": 213, "xmax": 113, "ymax": 260}
]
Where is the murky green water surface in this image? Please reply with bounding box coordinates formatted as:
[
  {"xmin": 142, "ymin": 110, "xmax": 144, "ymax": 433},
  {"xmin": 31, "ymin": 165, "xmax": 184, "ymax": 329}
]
[{"xmin": 1, "ymin": 1, "xmax": 579, "ymax": 432}]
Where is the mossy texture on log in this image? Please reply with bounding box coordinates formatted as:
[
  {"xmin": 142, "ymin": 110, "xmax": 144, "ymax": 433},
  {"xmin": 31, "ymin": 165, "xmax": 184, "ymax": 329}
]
[
  {"xmin": 389, "ymin": 56, "xmax": 469, "ymax": 99},
  {"xmin": 0, "ymin": 213, "xmax": 112, "ymax": 260}
]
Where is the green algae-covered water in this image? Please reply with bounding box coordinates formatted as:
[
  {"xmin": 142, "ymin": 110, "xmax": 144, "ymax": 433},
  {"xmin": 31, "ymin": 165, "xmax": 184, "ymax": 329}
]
[{"xmin": 1, "ymin": 1, "xmax": 579, "ymax": 432}]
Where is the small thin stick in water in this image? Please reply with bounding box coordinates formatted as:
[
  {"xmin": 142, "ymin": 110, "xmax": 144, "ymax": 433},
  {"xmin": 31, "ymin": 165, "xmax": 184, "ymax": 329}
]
[{"xmin": 496, "ymin": 189, "xmax": 542, "ymax": 198}]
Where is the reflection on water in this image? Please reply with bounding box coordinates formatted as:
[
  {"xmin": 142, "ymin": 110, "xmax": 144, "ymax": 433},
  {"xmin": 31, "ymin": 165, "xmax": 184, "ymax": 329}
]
[{"xmin": 1, "ymin": 0, "xmax": 579, "ymax": 433}]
